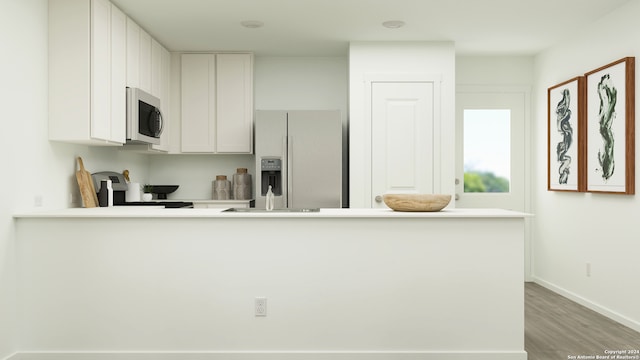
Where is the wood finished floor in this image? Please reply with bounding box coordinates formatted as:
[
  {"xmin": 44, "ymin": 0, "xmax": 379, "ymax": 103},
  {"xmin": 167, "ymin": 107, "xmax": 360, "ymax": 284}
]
[{"xmin": 525, "ymin": 282, "xmax": 640, "ymax": 359}]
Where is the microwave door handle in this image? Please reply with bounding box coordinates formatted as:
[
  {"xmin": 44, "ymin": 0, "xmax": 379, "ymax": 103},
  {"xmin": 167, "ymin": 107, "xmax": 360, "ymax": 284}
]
[{"xmin": 156, "ymin": 108, "xmax": 164, "ymax": 136}]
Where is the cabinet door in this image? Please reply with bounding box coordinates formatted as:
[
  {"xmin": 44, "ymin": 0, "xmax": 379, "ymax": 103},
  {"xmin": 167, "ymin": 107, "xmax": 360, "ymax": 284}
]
[
  {"xmin": 49, "ymin": 0, "xmax": 124, "ymax": 145},
  {"xmin": 151, "ymin": 45, "xmax": 171, "ymax": 152},
  {"xmin": 150, "ymin": 38, "xmax": 162, "ymax": 97},
  {"xmin": 110, "ymin": 4, "xmax": 126, "ymax": 143},
  {"xmin": 138, "ymin": 29, "xmax": 152, "ymax": 93},
  {"xmin": 216, "ymin": 53, "xmax": 253, "ymax": 153},
  {"xmin": 371, "ymin": 81, "xmax": 435, "ymax": 208},
  {"xmin": 125, "ymin": 17, "xmax": 140, "ymax": 88},
  {"xmin": 90, "ymin": 0, "xmax": 111, "ymax": 141},
  {"xmin": 181, "ymin": 54, "xmax": 216, "ymax": 152}
]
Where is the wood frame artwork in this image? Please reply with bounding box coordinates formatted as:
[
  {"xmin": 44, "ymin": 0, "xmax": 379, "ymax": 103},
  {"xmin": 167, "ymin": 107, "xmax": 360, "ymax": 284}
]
[
  {"xmin": 585, "ymin": 57, "xmax": 635, "ymax": 194},
  {"xmin": 548, "ymin": 76, "xmax": 586, "ymax": 192}
]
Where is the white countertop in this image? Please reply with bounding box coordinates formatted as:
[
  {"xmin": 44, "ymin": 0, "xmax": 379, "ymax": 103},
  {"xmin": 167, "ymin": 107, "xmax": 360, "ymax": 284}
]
[{"xmin": 14, "ymin": 207, "xmax": 532, "ymax": 219}]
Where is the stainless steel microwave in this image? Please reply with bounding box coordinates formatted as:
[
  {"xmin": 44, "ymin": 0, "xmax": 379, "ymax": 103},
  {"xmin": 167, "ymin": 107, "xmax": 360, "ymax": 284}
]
[{"xmin": 126, "ymin": 87, "xmax": 163, "ymax": 145}]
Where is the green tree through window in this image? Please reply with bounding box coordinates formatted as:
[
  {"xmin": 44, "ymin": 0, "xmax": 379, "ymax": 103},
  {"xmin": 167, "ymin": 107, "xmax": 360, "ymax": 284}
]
[{"xmin": 464, "ymin": 171, "xmax": 509, "ymax": 193}]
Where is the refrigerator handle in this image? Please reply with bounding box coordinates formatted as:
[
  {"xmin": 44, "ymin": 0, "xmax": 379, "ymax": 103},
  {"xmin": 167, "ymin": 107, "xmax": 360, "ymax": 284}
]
[{"xmin": 287, "ymin": 135, "xmax": 293, "ymax": 208}]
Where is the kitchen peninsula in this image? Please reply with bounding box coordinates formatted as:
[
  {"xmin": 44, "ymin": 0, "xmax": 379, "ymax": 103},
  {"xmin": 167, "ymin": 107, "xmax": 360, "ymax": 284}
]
[{"xmin": 14, "ymin": 208, "xmax": 530, "ymax": 360}]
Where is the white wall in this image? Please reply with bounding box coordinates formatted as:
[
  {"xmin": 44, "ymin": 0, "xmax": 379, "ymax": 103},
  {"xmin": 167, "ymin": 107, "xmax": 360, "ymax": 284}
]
[
  {"xmin": 0, "ymin": 1, "xmax": 151, "ymax": 357},
  {"xmin": 349, "ymin": 42, "xmax": 456, "ymax": 208},
  {"xmin": 150, "ymin": 56, "xmax": 348, "ymax": 202},
  {"xmin": 254, "ymin": 57, "xmax": 348, "ymax": 113},
  {"xmin": 532, "ymin": 0, "xmax": 640, "ymax": 331},
  {"xmin": 457, "ymin": 56, "xmax": 534, "ymax": 85},
  {"xmin": 1, "ymin": 1, "xmax": 48, "ymax": 357}
]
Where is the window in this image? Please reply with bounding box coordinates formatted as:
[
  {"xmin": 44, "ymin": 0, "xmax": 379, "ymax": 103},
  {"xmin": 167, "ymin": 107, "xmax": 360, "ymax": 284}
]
[{"xmin": 463, "ymin": 109, "xmax": 511, "ymax": 193}]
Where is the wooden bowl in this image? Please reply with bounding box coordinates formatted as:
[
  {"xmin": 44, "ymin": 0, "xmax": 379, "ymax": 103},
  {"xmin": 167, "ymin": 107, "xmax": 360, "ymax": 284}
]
[{"xmin": 383, "ymin": 194, "xmax": 451, "ymax": 212}]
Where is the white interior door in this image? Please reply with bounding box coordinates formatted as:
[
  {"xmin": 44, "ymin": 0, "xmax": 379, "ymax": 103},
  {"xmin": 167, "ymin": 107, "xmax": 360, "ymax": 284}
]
[
  {"xmin": 371, "ymin": 82, "xmax": 434, "ymax": 208},
  {"xmin": 455, "ymin": 88, "xmax": 528, "ymax": 211}
]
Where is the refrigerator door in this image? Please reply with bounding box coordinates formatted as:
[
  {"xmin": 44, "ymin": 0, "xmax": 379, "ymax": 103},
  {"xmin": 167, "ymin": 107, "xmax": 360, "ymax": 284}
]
[
  {"xmin": 287, "ymin": 110, "xmax": 342, "ymax": 208},
  {"xmin": 255, "ymin": 110, "xmax": 288, "ymax": 209}
]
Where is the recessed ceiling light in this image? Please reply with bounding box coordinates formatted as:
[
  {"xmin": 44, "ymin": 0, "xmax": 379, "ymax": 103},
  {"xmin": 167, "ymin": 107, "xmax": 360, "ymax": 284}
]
[
  {"xmin": 382, "ymin": 20, "xmax": 405, "ymax": 29},
  {"xmin": 240, "ymin": 20, "xmax": 264, "ymax": 29}
]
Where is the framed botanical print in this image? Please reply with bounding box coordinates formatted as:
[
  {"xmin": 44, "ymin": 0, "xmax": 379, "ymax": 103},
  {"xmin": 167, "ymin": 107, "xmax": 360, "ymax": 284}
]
[
  {"xmin": 585, "ymin": 57, "xmax": 635, "ymax": 194},
  {"xmin": 548, "ymin": 76, "xmax": 586, "ymax": 192}
]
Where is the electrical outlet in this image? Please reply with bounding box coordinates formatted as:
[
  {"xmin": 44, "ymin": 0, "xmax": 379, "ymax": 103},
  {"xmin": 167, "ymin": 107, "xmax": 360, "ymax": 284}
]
[
  {"xmin": 586, "ymin": 263, "xmax": 591, "ymax": 277},
  {"xmin": 255, "ymin": 297, "xmax": 267, "ymax": 317},
  {"xmin": 34, "ymin": 195, "xmax": 43, "ymax": 207}
]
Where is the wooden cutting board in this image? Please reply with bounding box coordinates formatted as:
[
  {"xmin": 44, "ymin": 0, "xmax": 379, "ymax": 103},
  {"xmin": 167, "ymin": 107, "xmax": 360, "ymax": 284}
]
[{"xmin": 76, "ymin": 157, "xmax": 98, "ymax": 208}]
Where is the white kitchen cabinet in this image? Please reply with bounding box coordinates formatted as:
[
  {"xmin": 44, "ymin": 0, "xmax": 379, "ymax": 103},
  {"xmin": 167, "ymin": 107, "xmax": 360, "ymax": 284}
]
[
  {"xmin": 181, "ymin": 53, "xmax": 253, "ymax": 154},
  {"xmin": 125, "ymin": 17, "xmax": 139, "ymax": 88},
  {"xmin": 138, "ymin": 29, "xmax": 152, "ymax": 93},
  {"xmin": 216, "ymin": 53, "xmax": 254, "ymax": 153},
  {"xmin": 150, "ymin": 46, "xmax": 171, "ymax": 152},
  {"xmin": 109, "ymin": 4, "xmax": 127, "ymax": 143},
  {"xmin": 150, "ymin": 39, "xmax": 162, "ymax": 97},
  {"xmin": 181, "ymin": 54, "xmax": 216, "ymax": 152},
  {"xmin": 125, "ymin": 19, "xmax": 151, "ymax": 94},
  {"xmin": 49, "ymin": 0, "xmax": 126, "ymax": 145}
]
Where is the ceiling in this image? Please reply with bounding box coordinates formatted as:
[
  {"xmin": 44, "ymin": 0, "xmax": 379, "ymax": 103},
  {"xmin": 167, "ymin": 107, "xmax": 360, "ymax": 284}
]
[{"xmin": 111, "ymin": 0, "xmax": 632, "ymax": 57}]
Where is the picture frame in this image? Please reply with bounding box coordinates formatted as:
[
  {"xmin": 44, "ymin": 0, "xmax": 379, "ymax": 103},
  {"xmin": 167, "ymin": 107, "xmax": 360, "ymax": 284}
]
[
  {"xmin": 548, "ymin": 76, "xmax": 586, "ymax": 192},
  {"xmin": 585, "ymin": 57, "xmax": 635, "ymax": 194}
]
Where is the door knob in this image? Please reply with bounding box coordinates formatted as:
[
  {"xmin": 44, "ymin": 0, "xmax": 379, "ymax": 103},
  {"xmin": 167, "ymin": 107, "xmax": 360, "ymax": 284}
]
[{"xmin": 375, "ymin": 195, "xmax": 383, "ymax": 203}]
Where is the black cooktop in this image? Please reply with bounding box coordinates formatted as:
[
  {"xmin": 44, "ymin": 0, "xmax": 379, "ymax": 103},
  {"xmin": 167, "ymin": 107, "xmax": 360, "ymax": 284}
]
[{"xmin": 115, "ymin": 201, "xmax": 194, "ymax": 208}]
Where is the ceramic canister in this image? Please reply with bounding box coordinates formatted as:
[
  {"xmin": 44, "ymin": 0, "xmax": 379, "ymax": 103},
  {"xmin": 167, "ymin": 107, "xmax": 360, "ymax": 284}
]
[
  {"xmin": 233, "ymin": 168, "xmax": 252, "ymax": 200},
  {"xmin": 213, "ymin": 175, "xmax": 231, "ymax": 200}
]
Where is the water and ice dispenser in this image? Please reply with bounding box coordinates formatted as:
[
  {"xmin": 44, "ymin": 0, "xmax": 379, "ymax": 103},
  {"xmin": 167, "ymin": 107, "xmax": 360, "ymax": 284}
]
[{"xmin": 260, "ymin": 158, "xmax": 282, "ymax": 196}]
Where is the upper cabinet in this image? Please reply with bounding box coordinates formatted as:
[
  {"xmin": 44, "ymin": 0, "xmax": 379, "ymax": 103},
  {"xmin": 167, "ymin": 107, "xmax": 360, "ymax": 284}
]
[
  {"xmin": 138, "ymin": 30, "xmax": 152, "ymax": 93},
  {"xmin": 49, "ymin": 0, "xmax": 248, "ymax": 153},
  {"xmin": 150, "ymin": 45, "xmax": 171, "ymax": 152},
  {"xmin": 125, "ymin": 17, "xmax": 140, "ymax": 89},
  {"xmin": 181, "ymin": 53, "xmax": 254, "ymax": 154},
  {"xmin": 150, "ymin": 39, "xmax": 163, "ymax": 97},
  {"xmin": 49, "ymin": 0, "xmax": 126, "ymax": 145}
]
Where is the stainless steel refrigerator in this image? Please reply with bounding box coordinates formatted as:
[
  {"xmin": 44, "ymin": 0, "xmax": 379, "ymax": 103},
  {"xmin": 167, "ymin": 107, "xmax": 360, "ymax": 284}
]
[{"xmin": 254, "ymin": 110, "xmax": 342, "ymax": 209}]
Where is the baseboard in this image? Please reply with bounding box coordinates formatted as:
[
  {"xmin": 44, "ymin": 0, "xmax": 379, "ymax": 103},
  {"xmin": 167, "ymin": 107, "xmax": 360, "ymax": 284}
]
[
  {"xmin": 8, "ymin": 350, "xmax": 528, "ymax": 360},
  {"xmin": 533, "ymin": 277, "xmax": 640, "ymax": 333}
]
